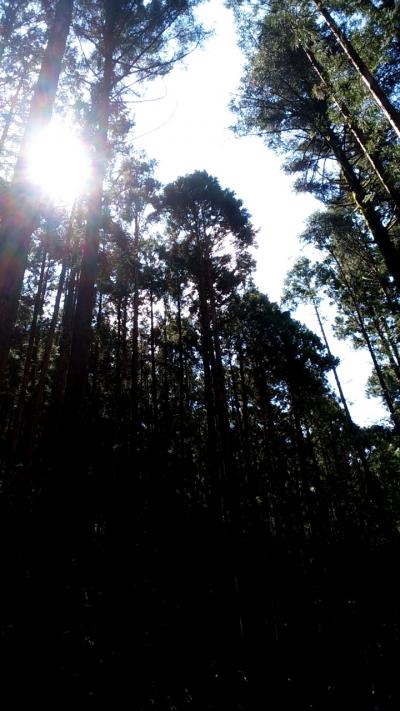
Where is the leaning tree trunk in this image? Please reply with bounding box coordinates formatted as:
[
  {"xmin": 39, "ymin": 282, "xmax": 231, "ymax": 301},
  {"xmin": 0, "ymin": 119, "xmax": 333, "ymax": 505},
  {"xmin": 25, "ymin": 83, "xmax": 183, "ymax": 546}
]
[
  {"xmin": 314, "ymin": 0, "xmax": 400, "ymax": 139},
  {"xmin": 370, "ymin": 308, "xmax": 400, "ymax": 382},
  {"xmin": 332, "ymin": 249, "xmax": 400, "ymax": 432},
  {"xmin": 303, "ymin": 43, "xmax": 400, "ymax": 214},
  {"xmin": 312, "ymin": 298, "xmax": 353, "ymax": 425},
  {"xmin": 0, "ymin": 0, "xmax": 74, "ymax": 377},
  {"xmin": 323, "ymin": 124, "xmax": 400, "ymax": 291},
  {"xmin": 312, "ymin": 297, "xmax": 375, "ymax": 486}
]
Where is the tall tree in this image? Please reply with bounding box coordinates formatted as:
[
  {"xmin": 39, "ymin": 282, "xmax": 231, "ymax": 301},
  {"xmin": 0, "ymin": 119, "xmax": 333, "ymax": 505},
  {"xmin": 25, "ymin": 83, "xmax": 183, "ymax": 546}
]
[
  {"xmin": 157, "ymin": 170, "xmax": 256, "ymax": 515},
  {"xmin": 64, "ymin": 0, "xmax": 204, "ymax": 418}
]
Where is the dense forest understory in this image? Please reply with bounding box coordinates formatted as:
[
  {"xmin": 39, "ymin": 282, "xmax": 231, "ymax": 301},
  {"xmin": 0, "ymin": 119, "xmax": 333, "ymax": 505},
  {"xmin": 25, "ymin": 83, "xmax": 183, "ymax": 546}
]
[{"xmin": 1, "ymin": 0, "xmax": 400, "ymax": 707}]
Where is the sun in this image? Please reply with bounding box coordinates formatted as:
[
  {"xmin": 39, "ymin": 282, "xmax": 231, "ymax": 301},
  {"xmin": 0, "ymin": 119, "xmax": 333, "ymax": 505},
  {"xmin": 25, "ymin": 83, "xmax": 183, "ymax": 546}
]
[{"xmin": 27, "ymin": 118, "xmax": 92, "ymax": 205}]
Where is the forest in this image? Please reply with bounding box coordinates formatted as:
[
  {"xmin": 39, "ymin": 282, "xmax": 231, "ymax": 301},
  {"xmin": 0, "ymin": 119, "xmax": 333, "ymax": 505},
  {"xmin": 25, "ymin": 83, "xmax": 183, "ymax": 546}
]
[{"xmin": 0, "ymin": 0, "xmax": 400, "ymax": 707}]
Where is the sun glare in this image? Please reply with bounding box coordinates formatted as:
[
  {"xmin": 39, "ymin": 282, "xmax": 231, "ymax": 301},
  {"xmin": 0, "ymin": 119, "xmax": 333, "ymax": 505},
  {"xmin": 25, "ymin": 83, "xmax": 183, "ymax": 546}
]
[{"xmin": 27, "ymin": 119, "xmax": 91, "ymax": 205}]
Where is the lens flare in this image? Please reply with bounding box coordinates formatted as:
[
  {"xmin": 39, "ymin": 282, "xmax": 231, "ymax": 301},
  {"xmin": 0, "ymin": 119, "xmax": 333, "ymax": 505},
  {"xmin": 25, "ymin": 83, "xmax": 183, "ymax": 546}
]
[{"xmin": 27, "ymin": 118, "xmax": 91, "ymax": 205}]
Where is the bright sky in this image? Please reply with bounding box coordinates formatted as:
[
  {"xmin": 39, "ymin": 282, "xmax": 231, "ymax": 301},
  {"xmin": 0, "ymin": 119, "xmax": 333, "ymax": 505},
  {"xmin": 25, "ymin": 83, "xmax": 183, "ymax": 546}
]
[{"xmin": 132, "ymin": 0, "xmax": 387, "ymax": 427}]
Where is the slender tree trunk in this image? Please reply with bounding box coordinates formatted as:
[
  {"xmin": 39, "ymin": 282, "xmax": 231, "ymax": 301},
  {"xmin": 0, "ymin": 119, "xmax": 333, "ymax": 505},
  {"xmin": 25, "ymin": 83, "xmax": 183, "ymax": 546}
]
[
  {"xmin": 313, "ymin": 298, "xmax": 377, "ymax": 486},
  {"xmin": 197, "ymin": 269, "xmax": 218, "ymax": 471},
  {"xmin": 63, "ymin": 31, "xmax": 114, "ymax": 419},
  {"xmin": 162, "ymin": 294, "xmax": 171, "ymax": 430},
  {"xmin": 237, "ymin": 338, "xmax": 252, "ymax": 474},
  {"xmin": 324, "ymin": 125, "xmax": 400, "ymax": 290},
  {"xmin": 116, "ymin": 298, "xmax": 122, "ymax": 395},
  {"xmin": 381, "ymin": 317, "xmax": 400, "ymax": 371},
  {"xmin": 121, "ymin": 294, "xmax": 128, "ymax": 451},
  {"xmin": 303, "ymin": 43, "xmax": 400, "ymax": 213},
  {"xmin": 149, "ymin": 286, "xmax": 157, "ymax": 429},
  {"xmin": 91, "ymin": 291, "xmax": 103, "ymax": 402},
  {"xmin": 51, "ymin": 263, "xmax": 77, "ymax": 414},
  {"xmin": 25, "ymin": 261, "xmax": 68, "ymax": 464},
  {"xmin": 228, "ymin": 352, "xmax": 245, "ymax": 467},
  {"xmin": 207, "ymin": 266, "xmax": 231, "ymax": 482},
  {"xmin": 176, "ymin": 283, "xmax": 185, "ymax": 461},
  {"xmin": 314, "ymin": 0, "xmax": 400, "ymax": 138},
  {"xmin": 358, "ymin": 310, "xmax": 399, "ymax": 427},
  {"xmin": 24, "ymin": 208, "xmax": 76, "ymax": 466},
  {"xmin": 10, "ymin": 248, "xmax": 48, "ymax": 460},
  {"xmin": 131, "ymin": 215, "xmax": 140, "ymax": 455},
  {"xmin": 332, "ymin": 251, "xmax": 400, "ymax": 430},
  {"xmin": 313, "ymin": 300, "xmax": 354, "ymax": 423},
  {"xmin": 0, "ymin": 0, "xmax": 74, "ymax": 376},
  {"xmin": 371, "ymin": 309, "xmax": 400, "ymax": 381}
]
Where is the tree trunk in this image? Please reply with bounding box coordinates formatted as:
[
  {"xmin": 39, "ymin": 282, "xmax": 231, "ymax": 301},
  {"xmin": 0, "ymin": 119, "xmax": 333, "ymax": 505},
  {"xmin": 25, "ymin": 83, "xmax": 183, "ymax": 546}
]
[
  {"xmin": 314, "ymin": 1, "xmax": 400, "ymax": 139},
  {"xmin": 24, "ymin": 208, "xmax": 76, "ymax": 466},
  {"xmin": 303, "ymin": 43, "xmax": 400, "ymax": 213},
  {"xmin": 323, "ymin": 124, "xmax": 400, "ymax": 290},
  {"xmin": 149, "ymin": 286, "xmax": 157, "ymax": 430},
  {"xmin": 63, "ymin": 31, "xmax": 114, "ymax": 419},
  {"xmin": 370, "ymin": 309, "xmax": 400, "ymax": 381},
  {"xmin": 313, "ymin": 300, "xmax": 353, "ymax": 424},
  {"xmin": 207, "ymin": 265, "xmax": 231, "ymax": 481},
  {"xmin": 25, "ymin": 260, "xmax": 67, "ymax": 463},
  {"xmin": 197, "ymin": 267, "xmax": 218, "ymax": 472},
  {"xmin": 51, "ymin": 263, "xmax": 77, "ymax": 414},
  {"xmin": 0, "ymin": 0, "xmax": 73, "ymax": 376},
  {"xmin": 162, "ymin": 294, "xmax": 171, "ymax": 433},
  {"xmin": 357, "ymin": 309, "xmax": 399, "ymax": 428},
  {"xmin": 237, "ymin": 338, "xmax": 252, "ymax": 475},
  {"xmin": 381, "ymin": 316, "xmax": 400, "ymax": 371},
  {"xmin": 9, "ymin": 247, "xmax": 48, "ymax": 462},
  {"xmin": 332, "ymin": 250, "xmax": 400, "ymax": 430},
  {"xmin": 90, "ymin": 292, "xmax": 103, "ymax": 414},
  {"xmin": 176, "ymin": 283, "xmax": 185, "ymax": 461},
  {"xmin": 131, "ymin": 215, "xmax": 140, "ymax": 455}
]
